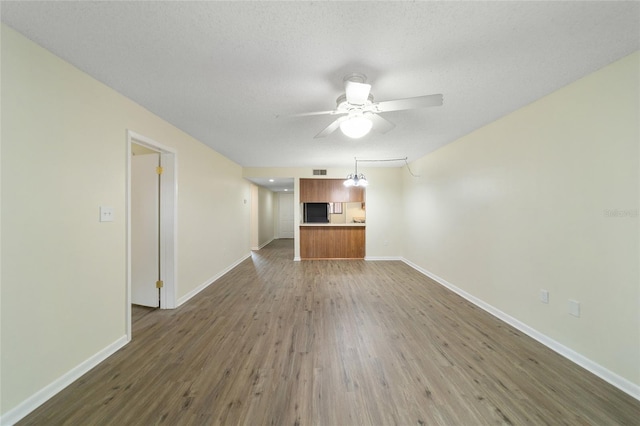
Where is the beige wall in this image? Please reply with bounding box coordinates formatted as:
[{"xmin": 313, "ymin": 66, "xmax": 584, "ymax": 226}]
[
  {"xmin": 258, "ymin": 186, "xmax": 276, "ymax": 247},
  {"xmin": 401, "ymin": 52, "xmax": 639, "ymax": 386},
  {"xmin": 250, "ymin": 184, "xmax": 260, "ymax": 249},
  {"xmin": 1, "ymin": 25, "xmax": 251, "ymax": 415},
  {"xmin": 359, "ymin": 167, "xmax": 403, "ymax": 259}
]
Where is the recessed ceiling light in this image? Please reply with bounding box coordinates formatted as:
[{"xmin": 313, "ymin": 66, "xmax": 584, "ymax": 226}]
[
  {"xmin": 269, "ymin": 179, "xmax": 274, "ymax": 182},
  {"xmin": 284, "ymin": 189, "xmax": 288, "ymax": 191}
]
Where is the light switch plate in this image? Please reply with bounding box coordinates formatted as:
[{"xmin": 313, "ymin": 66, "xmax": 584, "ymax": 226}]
[
  {"xmin": 568, "ymin": 299, "xmax": 580, "ymax": 317},
  {"xmin": 540, "ymin": 289, "xmax": 549, "ymax": 304},
  {"xmin": 100, "ymin": 206, "xmax": 114, "ymax": 222}
]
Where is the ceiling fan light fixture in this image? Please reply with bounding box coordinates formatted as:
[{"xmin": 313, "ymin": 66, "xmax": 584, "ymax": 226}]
[{"xmin": 340, "ymin": 115, "xmax": 373, "ymax": 139}]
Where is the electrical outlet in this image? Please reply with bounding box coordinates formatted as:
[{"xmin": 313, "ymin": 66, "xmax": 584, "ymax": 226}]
[
  {"xmin": 100, "ymin": 206, "xmax": 114, "ymax": 222},
  {"xmin": 568, "ymin": 299, "xmax": 580, "ymax": 317},
  {"xmin": 540, "ymin": 289, "xmax": 549, "ymax": 304}
]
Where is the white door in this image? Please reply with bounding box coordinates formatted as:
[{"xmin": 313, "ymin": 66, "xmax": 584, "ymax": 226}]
[
  {"xmin": 132, "ymin": 153, "xmax": 160, "ymax": 307},
  {"xmin": 278, "ymin": 193, "xmax": 294, "ymax": 238}
]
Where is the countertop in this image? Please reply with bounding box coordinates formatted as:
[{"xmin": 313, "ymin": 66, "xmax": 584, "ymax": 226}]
[{"xmin": 300, "ymin": 223, "xmax": 365, "ymax": 227}]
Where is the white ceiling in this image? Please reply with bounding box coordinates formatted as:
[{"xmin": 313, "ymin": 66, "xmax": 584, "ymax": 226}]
[
  {"xmin": 2, "ymin": 1, "xmax": 639, "ymax": 172},
  {"xmin": 246, "ymin": 177, "xmax": 294, "ymax": 193}
]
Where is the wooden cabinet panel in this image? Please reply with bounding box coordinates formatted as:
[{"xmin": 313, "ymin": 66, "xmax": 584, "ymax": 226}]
[
  {"xmin": 345, "ymin": 185, "xmax": 365, "ymax": 203},
  {"xmin": 300, "ymin": 226, "xmax": 365, "ymax": 259},
  {"xmin": 300, "ymin": 179, "xmax": 365, "ymax": 202},
  {"xmin": 300, "ymin": 179, "xmax": 332, "ymax": 202}
]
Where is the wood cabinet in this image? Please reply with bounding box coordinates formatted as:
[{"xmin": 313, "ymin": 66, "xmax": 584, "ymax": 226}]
[
  {"xmin": 300, "ymin": 178, "xmax": 364, "ymax": 202},
  {"xmin": 300, "ymin": 226, "xmax": 365, "ymax": 259}
]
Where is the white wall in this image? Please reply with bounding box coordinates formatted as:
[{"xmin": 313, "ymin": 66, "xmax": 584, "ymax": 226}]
[
  {"xmin": 0, "ymin": 25, "xmax": 251, "ymax": 418},
  {"xmin": 402, "ymin": 52, "xmax": 639, "ymax": 389}
]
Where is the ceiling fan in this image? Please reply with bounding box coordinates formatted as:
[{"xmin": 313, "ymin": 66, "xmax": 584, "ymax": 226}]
[{"xmin": 295, "ymin": 73, "xmax": 443, "ymax": 139}]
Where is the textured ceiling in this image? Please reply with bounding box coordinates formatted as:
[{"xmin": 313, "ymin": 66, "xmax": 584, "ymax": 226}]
[{"xmin": 2, "ymin": 1, "xmax": 639, "ymax": 169}]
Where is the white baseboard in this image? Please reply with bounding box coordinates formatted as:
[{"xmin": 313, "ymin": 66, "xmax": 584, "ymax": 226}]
[
  {"xmin": 259, "ymin": 238, "xmax": 274, "ymax": 249},
  {"xmin": 401, "ymin": 258, "xmax": 640, "ymax": 402},
  {"xmin": 365, "ymin": 256, "xmax": 402, "ymax": 261},
  {"xmin": 293, "ymin": 256, "xmax": 301, "ymax": 261},
  {"xmin": 251, "ymin": 238, "xmax": 274, "ymax": 252},
  {"xmin": 0, "ymin": 335, "xmax": 129, "ymax": 426},
  {"xmin": 177, "ymin": 252, "xmax": 252, "ymax": 307}
]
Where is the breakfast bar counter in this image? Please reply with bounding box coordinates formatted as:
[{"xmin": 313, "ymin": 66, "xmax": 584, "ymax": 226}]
[
  {"xmin": 299, "ymin": 223, "xmax": 365, "ymax": 227},
  {"xmin": 299, "ymin": 225, "xmax": 365, "ymax": 259}
]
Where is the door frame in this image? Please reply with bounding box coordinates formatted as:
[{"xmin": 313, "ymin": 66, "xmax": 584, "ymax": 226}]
[{"xmin": 126, "ymin": 130, "xmax": 178, "ymax": 339}]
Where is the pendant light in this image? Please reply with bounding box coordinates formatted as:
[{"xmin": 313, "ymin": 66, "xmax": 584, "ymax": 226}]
[{"xmin": 344, "ymin": 158, "xmax": 368, "ymax": 187}]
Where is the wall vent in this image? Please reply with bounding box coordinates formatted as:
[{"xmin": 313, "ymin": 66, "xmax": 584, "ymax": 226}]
[{"xmin": 313, "ymin": 169, "xmax": 327, "ymax": 176}]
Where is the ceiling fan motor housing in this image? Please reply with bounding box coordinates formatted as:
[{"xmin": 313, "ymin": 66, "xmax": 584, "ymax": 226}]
[
  {"xmin": 336, "ymin": 93, "xmax": 375, "ymax": 111},
  {"xmin": 343, "ymin": 72, "xmax": 368, "ymax": 84}
]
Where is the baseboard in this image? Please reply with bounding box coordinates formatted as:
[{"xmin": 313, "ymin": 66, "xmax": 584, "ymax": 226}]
[
  {"xmin": 0, "ymin": 335, "xmax": 129, "ymax": 426},
  {"xmin": 259, "ymin": 238, "xmax": 274, "ymax": 249},
  {"xmin": 251, "ymin": 238, "xmax": 274, "ymax": 252},
  {"xmin": 177, "ymin": 252, "xmax": 252, "ymax": 307},
  {"xmin": 401, "ymin": 258, "xmax": 640, "ymax": 402},
  {"xmin": 365, "ymin": 256, "xmax": 402, "ymax": 261},
  {"xmin": 293, "ymin": 256, "xmax": 301, "ymax": 261}
]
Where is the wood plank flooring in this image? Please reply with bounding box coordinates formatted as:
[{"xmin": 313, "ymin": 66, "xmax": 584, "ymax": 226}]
[{"xmin": 18, "ymin": 239, "xmax": 640, "ymax": 425}]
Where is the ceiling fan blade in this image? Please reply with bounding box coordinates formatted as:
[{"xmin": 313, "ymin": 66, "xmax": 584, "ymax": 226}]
[
  {"xmin": 368, "ymin": 113, "xmax": 396, "ymax": 134},
  {"xmin": 286, "ymin": 109, "xmax": 338, "ymax": 118},
  {"xmin": 375, "ymin": 94, "xmax": 443, "ymax": 112},
  {"xmin": 345, "ymin": 81, "xmax": 372, "ymax": 105},
  {"xmin": 314, "ymin": 116, "xmax": 347, "ymax": 139}
]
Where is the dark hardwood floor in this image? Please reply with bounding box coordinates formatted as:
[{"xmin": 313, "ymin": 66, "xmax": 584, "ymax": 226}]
[{"xmin": 18, "ymin": 239, "xmax": 640, "ymax": 425}]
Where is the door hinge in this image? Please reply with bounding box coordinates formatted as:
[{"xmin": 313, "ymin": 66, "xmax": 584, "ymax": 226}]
[
  {"xmin": 156, "ymin": 166, "xmax": 163, "ymax": 175},
  {"xmin": 156, "ymin": 280, "xmax": 164, "ymax": 289}
]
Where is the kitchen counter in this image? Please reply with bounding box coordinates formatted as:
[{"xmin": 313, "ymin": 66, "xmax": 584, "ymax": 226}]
[
  {"xmin": 300, "ymin": 223, "xmax": 365, "ymax": 227},
  {"xmin": 299, "ymin": 225, "xmax": 365, "ymax": 259}
]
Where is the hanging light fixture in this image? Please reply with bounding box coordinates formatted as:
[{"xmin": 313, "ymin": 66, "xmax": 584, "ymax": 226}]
[
  {"xmin": 344, "ymin": 158, "xmax": 368, "ymax": 187},
  {"xmin": 340, "ymin": 113, "xmax": 373, "ymax": 139}
]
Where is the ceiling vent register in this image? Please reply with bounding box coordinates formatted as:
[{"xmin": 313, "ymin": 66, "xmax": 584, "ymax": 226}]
[{"xmin": 313, "ymin": 169, "xmax": 327, "ymax": 176}]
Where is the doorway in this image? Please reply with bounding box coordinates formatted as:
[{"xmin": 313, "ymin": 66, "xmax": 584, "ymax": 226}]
[
  {"xmin": 131, "ymin": 149, "xmax": 161, "ymax": 308},
  {"xmin": 126, "ymin": 130, "xmax": 177, "ymax": 340}
]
